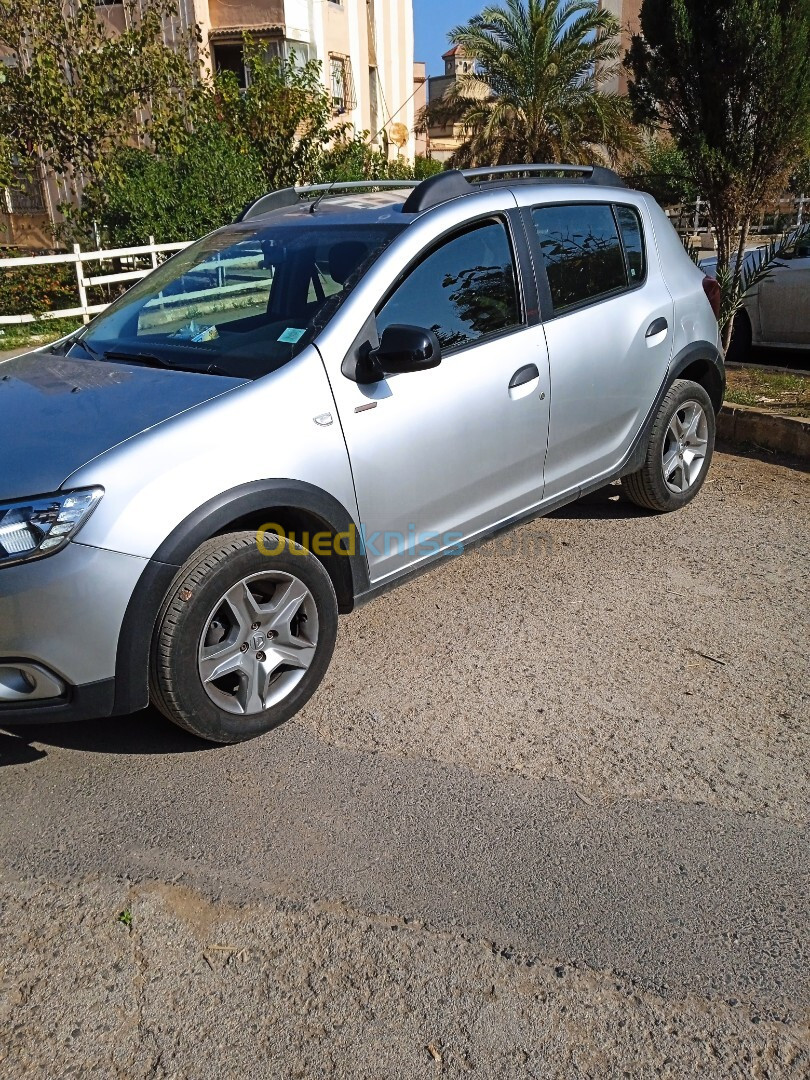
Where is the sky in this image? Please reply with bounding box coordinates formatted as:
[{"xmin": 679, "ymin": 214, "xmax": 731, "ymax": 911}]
[{"xmin": 413, "ymin": 0, "xmax": 484, "ymax": 75}]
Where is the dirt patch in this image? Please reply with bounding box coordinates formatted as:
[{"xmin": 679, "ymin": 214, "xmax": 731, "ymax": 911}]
[
  {"xmin": 1, "ymin": 876, "xmax": 807, "ymax": 1079},
  {"xmin": 725, "ymin": 367, "xmax": 810, "ymax": 417}
]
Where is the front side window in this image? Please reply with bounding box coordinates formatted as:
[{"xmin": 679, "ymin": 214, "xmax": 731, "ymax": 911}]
[
  {"xmin": 377, "ymin": 219, "xmax": 522, "ymax": 352},
  {"xmin": 74, "ymin": 222, "xmax": 402, "ymax": 380},
  {"xmin": 532, "ymin": 203, "xmax": 627, "ymax": 313}
]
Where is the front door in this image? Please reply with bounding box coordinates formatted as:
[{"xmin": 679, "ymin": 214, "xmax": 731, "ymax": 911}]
[{"xmin": 328, "ymin": 216, "xmax": 551, "ymax": 583}]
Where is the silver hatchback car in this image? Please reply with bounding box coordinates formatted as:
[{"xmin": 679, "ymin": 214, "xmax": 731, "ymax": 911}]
[{"xmin": 0, "ymin": 165, "xmax": 724, "ymax": 743}]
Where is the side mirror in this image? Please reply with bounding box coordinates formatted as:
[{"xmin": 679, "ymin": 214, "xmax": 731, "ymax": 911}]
[{"xmin": 369, "ymin": 324, "xmax": 442, "ymax": 376}]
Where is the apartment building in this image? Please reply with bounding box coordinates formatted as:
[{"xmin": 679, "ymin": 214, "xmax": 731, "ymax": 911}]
[
  {"xmin": 598, "ymin": 0, "xmax": 642, "ymax": 95},
  {"xmin": 186, "ymin": 1, "xmax": 416, "ymax": 156},
  {"xmin": 2, "ymin": 0, "xmax": 416, "ymax": 247}
]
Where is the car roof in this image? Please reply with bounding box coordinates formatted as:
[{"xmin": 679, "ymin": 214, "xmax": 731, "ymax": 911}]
[
  {"xmin": 260, "ymin": 189, "xmax": 413, "ymax": 228},
  {"xmin": 236, "ymin": 165, "xmax": 635, "ymax": 230}
]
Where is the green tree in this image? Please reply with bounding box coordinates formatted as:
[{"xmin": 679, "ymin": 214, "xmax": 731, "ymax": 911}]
[
  {"xmin": 211, "ymin": 40, "xmax": 333, "ymax": 190},
  {"xmin": 318, "ymin": 131, "xmax": 439, "ymax": 183},
  {"xmin": 626, "ymin": 135, "xmax": 697, "ymax": 207},
  {"xmin": 789, "ymin": 155, "xmax": 810, "ymax": 198},
  {"xmin": 626, "ymin": 0, "xmax": 810, "ymax": 348},
  {"xmin": 0, "ymin": 130, "xmax": 16, "ymax": 193},
  {"xmin": 0, "ymin": 0, "xmax": 202, "ymax": 202},
  {"xmin": 77, "ymin": 123, "xmax": 267, "ymax": 245},
  {"xmin": 423, "ymin": 0, "xmax": 641, "ymax": 167}
]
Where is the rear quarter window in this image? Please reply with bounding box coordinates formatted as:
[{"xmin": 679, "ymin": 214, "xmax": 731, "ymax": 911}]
[{"xmin": 614, "ymin": 204, "xmax": 646, "ymax": 285}]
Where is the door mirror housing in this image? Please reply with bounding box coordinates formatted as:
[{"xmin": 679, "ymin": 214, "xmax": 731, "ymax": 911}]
[{"xmin": 369, "ymin": 324, "xmax": 442, "ymax": 376}]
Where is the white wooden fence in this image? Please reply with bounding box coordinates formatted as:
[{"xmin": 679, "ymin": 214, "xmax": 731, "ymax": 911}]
[
  {"xmin": 667, "ymin": 194, "xmax": 808, "ymax": 238},
  {"xmin": 0, "ymin": 237, "xmax": 192, "ymax": 326}
]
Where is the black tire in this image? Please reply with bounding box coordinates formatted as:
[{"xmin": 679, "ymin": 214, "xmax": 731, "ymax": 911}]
[
  {"xmin": 149, "ymin": 531, "xmax": 338, "ymax": 744},
  {"xmin": 725, "ymin": 309, "xmax": 752, "ymax": 363},
  {"xmin": 621, "ymin": 379, "xmax": 716, "ymax": 513}
]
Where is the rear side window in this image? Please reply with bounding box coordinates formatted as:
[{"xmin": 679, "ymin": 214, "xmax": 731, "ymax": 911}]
[
  {"xmin": 531, "ymin": 203, "xmax": 627, "ymax": 312},
  {"xmin": 377, "ymin": 219, "xmax": 521, "ymax": 351},
  {"xmin": 615, "ymin": 205, "xmax": 646, "ymax": 284}
]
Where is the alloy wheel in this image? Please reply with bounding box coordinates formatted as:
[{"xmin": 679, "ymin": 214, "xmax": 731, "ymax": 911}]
[
  {"xmin": 197, "ymin": 571, "xmax": 319, "ymax": 716},
  {"xmin": 661, "ymin": 400, "xmax": 709, "ymax": 494}
]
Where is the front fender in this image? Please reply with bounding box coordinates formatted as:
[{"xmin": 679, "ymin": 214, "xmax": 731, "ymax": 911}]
[{"xmin": 111, "ymin": 479, "xmax": 369, "ymax": 717}]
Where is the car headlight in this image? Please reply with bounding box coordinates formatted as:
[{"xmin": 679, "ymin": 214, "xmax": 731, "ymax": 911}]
[{"xmin": 0, "ymin": 488, "xmax": 103, "ymax": 567}]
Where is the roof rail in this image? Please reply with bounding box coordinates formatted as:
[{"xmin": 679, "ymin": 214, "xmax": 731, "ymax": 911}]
[
  {"xmin": 300, "ymin": 180, "xmax": 420, "ymax": 195},
  {"xmin": 461, "ymin": 163, "xmax": 626, "ymax": 187},
  {"xmin": 401, "ymin": 163, "xmax": 627, "ymax": 215},
  {"xmin": 235, "ymin": 164, "xmax": 627, "ymax": 223},
  {"xmin": 236, "ymin": 179, "xmax": 421, "ymax": 222},
  {"xmin": 402, "ymin": 170, "xmax": 470, "ymax": 213}
]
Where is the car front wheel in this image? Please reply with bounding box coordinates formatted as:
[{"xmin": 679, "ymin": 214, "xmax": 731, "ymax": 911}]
[
  {"xmin": 149, "ymin": 531, "xmax": 338, "ymax": 743},
  {"xmin": 621, "ymin": 379, "xmax": 716, "ymax": 513}
]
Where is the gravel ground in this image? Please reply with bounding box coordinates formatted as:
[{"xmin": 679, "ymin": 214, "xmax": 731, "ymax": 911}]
[
  {"xmin": 1, "ymin": 877, "xmax": 807, "ymax": 1080},
  {"xmin": 303, "ymin": 449, "xmax": 809, "ymax": 824},
  {"xmin": 0, "ymin": 448, "xmax": 808, "ymax": 1078}
]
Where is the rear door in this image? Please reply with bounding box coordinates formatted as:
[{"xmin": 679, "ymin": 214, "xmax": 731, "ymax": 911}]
[{"xmin": 519, "ymin": 198, "xmax": 674, "ymax": 499}]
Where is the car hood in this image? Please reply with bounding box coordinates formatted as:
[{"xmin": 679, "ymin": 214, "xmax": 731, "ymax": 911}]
[{"xmin": 0, "ymin": 351, "xmax": 248, "ymax": 500}]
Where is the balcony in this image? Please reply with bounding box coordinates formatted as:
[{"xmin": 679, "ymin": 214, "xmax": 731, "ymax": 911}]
[{"xmin": 208, "ymin": 0, "xmax": 285, "ymax": 35}]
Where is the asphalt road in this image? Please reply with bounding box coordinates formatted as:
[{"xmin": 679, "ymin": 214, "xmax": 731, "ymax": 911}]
[{"xmin": 0, "ymin": 448, "xmax": 808, "ymax": 1078}]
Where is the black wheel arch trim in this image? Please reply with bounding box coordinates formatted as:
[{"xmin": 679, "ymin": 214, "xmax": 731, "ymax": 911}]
[
  {"xmin": 668, "ymin": 339, "xmax": 725, "ymax": 403},
  {"xmin": 620, "ymin": 340, "xmax": 724, "ymax": 477},
  {"xmin": 112, "ymin": 479, "xmax": 369, "ymax": 717}
]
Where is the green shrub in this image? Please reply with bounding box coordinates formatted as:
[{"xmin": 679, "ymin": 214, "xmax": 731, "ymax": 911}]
[
  {"xmin": 0, "ymin": 251, "xmax": 77, "ymax": 317},
  {"xmin": 77, "ymin": 123, "xmax": 267, "ymax": 246},
  {"xmin": 318, "ymin": 133, "xmax": 444, "ymax": 184},
  {"xmin": 626, "ymin": 136, "xmax": 698, "ymax": 207},
  {"xmin": 414, "ymin": 154, "xmax": 444, "ymax": 180}
]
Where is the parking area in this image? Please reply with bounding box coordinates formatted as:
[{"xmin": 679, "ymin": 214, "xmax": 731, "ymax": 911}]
[{"xmin": 0, "ymin": 447, "xmax": 808, "ymax": 1077}]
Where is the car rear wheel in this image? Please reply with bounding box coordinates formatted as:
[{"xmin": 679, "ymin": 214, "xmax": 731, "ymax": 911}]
[
  {"xmin": 149, "ymin": 531, "xmax": 338, "ymax": 743},
  {"xmin": 621, "ymin": 380, "xmax": 715, "ymax": 513}
]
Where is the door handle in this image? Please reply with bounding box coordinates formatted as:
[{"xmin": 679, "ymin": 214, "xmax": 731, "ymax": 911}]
[
  {"xmin": 509, "ymin": 363, "xmax": 540, "ymax": 389},
  {"xmin": 645, "ymin": 317, "xmax": 669, "ymax": 338}
]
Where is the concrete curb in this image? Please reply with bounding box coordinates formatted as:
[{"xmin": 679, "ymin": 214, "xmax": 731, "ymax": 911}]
[{"xmin": 717, "ymin": 402, "xmax": 810, "ymax": 460}]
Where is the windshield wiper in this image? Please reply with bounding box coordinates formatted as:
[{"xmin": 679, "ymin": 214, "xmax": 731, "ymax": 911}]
[
  {"xmin": 104, "ymin": 349, "xmax": 172, "ymax": 369},
  {"xmin": 55, "ymin": 332, "xmax": 99, "ymax": 359},
  {"xmin": 78, "ymin": 335, "xmax": 102, "ymax": 360},
  {"xmin": 103, "ymin": 350, "xmax": 228, "ymax": 377}
]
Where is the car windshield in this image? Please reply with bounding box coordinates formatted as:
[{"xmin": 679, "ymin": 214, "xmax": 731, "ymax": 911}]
[{"xmin": 71, "ymin": 220, "xmax": 404, "ymax": 379}]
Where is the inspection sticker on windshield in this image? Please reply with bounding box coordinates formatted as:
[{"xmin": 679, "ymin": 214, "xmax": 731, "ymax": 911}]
[{"xmin": 278, "ymin": 327, "xmax": 306, "ymax": 344}]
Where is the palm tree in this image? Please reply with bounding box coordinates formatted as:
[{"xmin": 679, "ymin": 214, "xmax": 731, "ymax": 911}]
[{"xmin": 425, "ymin": 0, "xmax": 641, "ymax": 168}]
